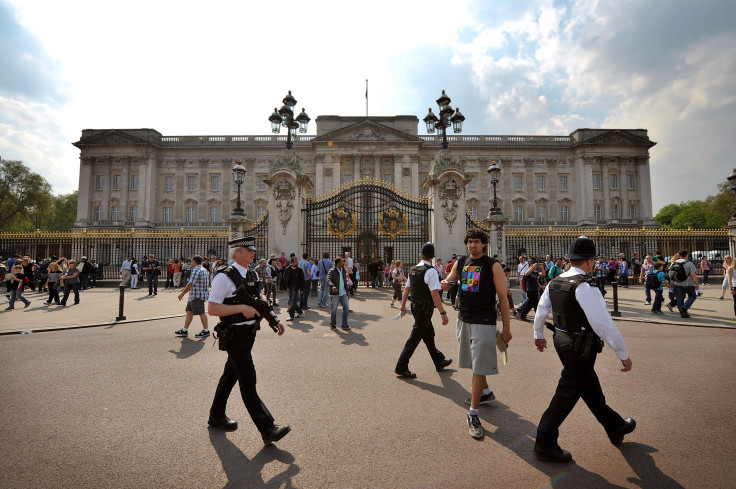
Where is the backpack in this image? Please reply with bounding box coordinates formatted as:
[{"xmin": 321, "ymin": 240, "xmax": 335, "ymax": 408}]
[
  {"xmin": 645, "ymin": 271, "xmax": 660, "ymax": 290},
  {"xmin": 667, "ymin": 261, "xmax": 688, "ymax": 282}
]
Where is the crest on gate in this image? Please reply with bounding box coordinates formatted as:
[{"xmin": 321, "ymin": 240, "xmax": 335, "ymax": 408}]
[
  {"xmin": 379, "ymin": 207, "xmax": 408, "ymax": 240},
  {"xmin": 327, "ymin": 207, "xmax": 357, "ymax": 239}
]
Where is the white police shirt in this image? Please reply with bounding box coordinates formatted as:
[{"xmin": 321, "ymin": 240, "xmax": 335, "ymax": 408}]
[
  {"xmin": 533, "ymin": 267, "xmax": 629, "ymax": 360},
  {"xmin": 209, "ymin": 261, "xmax": 255, "ymax": 326},
  {"xmin": 405, "ymin": 260, "xmax": 441, "ymax": 292}
]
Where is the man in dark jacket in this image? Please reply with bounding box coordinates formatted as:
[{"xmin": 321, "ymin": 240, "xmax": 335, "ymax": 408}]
[
  {"xmin": 327, "ymin": 257, "xmax": 350, "ymax": 331},
  {"xmin": 282, "ymin": 257, "xmax": 304, "ymax": 321}
]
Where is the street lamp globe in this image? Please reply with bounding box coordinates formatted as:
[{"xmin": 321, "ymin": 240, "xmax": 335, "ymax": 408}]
[
  {"xmin": 269, "ymin": 108, "xmax": 282, "ymax": 133},
  {"xmin": 232, "ymin": 163, "xmax": 246, "ymax": 184}
]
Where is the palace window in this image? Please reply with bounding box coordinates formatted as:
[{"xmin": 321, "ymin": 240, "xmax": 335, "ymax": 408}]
[
  {"xmin": 258, "ymin": 160, "xmax": 267, "ymax": 166},
  {"xmin": 257, "ymin": 176, "xmax": 266, "ymax": 191},
  {"xmin": 467, "ymin": 160, "xmax": 477, "ymax": 165},
  {"xmin": 612, "ymin": 204, "xmax": 620, "ymax": 220},
  {"xmin": 186, "ymin": 206, "xmax": 195, "ymax": 223},
  {"xmin": 129, "ymin": 205, "xmax": 137, "ymax": 222},
  {"xmin": 93, "ymin": 206, "xmax": 101, "ymax": 221},
  {"xmin": 627, "ymin": 174, "xmax": 635, "ymax": 189},
  {"xmin": 468, "ymin": 206, "xmax": 478, "ymax": 219},
  {"xmin": 111, "ymin": 206, "xmax": 119, "ymax": 221},
  {"xmin": 96, "ymin": 175, "xmax": 104, "ymax": 190},
  {"xmin": 561, "ymin": 206, "xmax": 569, "ymax": 222},
  {"xmin": 210, "ymin": 206, "xmax": 219, "ymax": 223},
  {"xmin": 514, "ymin": 205, "xmax": 524, "ymax": 221},
  {"xmin": 210, "ymin": 160, "xmax": 221, "ymax": 166},
  {"xmin": 538, "ymin": 206, "xmax": 547, "ymax": 222},
  {"xmin": 609, "ymin": 174, "xmax": 619, "ymax": 189},
  {"xmin": 188, "ymin": 161, "xmax": 198, "ymax": 166},
  {"xmin": 594, "ymin": 204, "xmax": 601, "ymax": 220},
  {"xmin": 112, "ymin": 175, "xmax": 121, "ymax": 190},
  {"xmin": 342, "ymin": 175, "xmax": 351, "ymax": 185},
  {"xmin": 512, "ymin": 175, "xmax": 521, "ymax": 190},
  {"xmin": 559, "ymin": 175, "xmax": 568, "ymax": 190},
  {"xmin": 257, "ymin": 206, "xmax": 267, "ymax": 218},
  {"xmin": 210, "ymin": 175, "xmax": 220, "ymax": 191},
  {"xmin": 304, "ymin": 160, "xmax": 313, "ymax": 165},
  {"xmin": 558, "ymin": 160, "xmax": 567, "ymax": 165},
  {"xmin": 165, "ymin": 161, "xmax": 175, "ymax": 166},
  {"xmin": 164, "ymin": 207, "xmax": 172, "ymax": 223},
  {"xmin": 130, "ymin": 174, "xmax": 139, "ymax": 191},
  {"xmin": 536, "ymin": 160, "xmax": 545, "ymax": 166},
  {"xmin": 592, "ymin": 174, "xmax": 601, "ymax": 190},
  {"xmin": 165, "ymin": 176, "xmax": 174, "ymax": 191},
  {"xmin": 537, "ymin": 176, "xmax": 545, "ymax": 191},
  {"xmin": 187, "ymin": 176, "xmax": 197, "ymax": 191},
  {"xmin": 468, "ymin": 176, "xmax": 477, "ymax": 191},
  {"xmin": 629, "ymin": 204, "xmax": 637, "ymax": 220},
  {"xmin": 382, "ymin": 174, "xmax": 392, "ymax": 183},
  {"xmin": 513, "ymin": 160, "xmax": 522, "ymax": 165}
]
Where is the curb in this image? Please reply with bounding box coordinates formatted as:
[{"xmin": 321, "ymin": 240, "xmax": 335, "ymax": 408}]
[{"xmin": 0, "ymin": 314, "xmax": 187, "ymax": 336}]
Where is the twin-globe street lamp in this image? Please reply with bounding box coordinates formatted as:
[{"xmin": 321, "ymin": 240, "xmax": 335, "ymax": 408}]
[
  {"xmin": 269, "ymin": 90, "xmax": 311, "ymax": 150},
  {"xmin": 231, "ymin": 161, "xmax": 246, "ymax": 216},
  {"xmin": 487, "ymin": 160, "xmax": 502, "ymax": 218},
  {"xmin": 423, "ymin": 90, "xmax": 465, "ymax": 150}
]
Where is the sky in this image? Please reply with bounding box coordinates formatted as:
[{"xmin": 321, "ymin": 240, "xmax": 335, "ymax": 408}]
[{"xmin": 0, "ymin": 0, "xmax": 734, "ymax": 214}]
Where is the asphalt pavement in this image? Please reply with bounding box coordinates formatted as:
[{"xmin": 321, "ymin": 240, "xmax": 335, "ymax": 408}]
[{"xmin": 1, "ymin": 284, "xmax": 734, "ymax": 488}]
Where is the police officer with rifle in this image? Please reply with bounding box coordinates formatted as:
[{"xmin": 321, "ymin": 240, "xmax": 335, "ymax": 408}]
[
  {"xmin": 532, "ymin": 236, "xmax": 635, "ymax": 462},
  {"xmin": 207, "ymin": 236, "xmax": 290, "ymax": 446}
]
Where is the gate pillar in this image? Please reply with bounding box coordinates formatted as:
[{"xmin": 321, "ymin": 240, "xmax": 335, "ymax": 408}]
[
  {"xmin": 266, "ymin": 151, "xmax": 313, "ymax": 256},
  {"xmin": 422, "ymin": 149, "xmax": 470, "ymax": 261},
  {"xmin": 482, "ymin": 214, "xmax": 508, "ymax": 260},
  {"xmin": 227, "ymin": 215, "xmax": 253, "ymax": 243}
]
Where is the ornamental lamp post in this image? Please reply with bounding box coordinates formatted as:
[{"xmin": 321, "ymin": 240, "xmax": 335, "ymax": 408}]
[
  {"xmin": 487, "ymin": 160, "xmax": 502, "ymax": 217},
  {"xmin": 728, "ymin": 168, "xmax": 736, "ymax": 218},
  {"xmin": 232, "ymin": 161, "xmax": 246, "ymax": 216},
  {"xmin": 268, "ymin": 90, "xmax": 310, "ymax": 150},
  {"xmin": 423, "ymin": 90, "xmax": 465, "ymax": 149}
]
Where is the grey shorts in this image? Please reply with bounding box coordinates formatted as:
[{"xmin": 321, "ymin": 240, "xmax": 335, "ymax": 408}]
[
  {"xmin": 456, "ymin": 319, "xmax": 498, "ymax": 375},
  {"xmin": 186, "ymin": 299, "xmax": 206, "ymax": 315}
]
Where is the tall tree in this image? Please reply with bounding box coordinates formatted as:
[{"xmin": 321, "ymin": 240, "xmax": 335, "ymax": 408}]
[
  {"xmin": 0, "ymin": 159, "xmax": 53, "ymax": 231},
  {"xmin": 655, "ymin": 180, "xmax": 736, "ymax": 229}
]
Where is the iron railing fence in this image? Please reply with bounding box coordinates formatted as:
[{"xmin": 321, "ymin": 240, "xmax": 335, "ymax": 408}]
[{"xmin": 1, "ymin": 214, "xmax": 269, "ymax": 280}]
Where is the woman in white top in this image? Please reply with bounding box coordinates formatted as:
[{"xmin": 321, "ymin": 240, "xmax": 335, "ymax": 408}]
[
  {"xmin": 720, "ymin": 256, "xmax": 733, "ymax": 300},
  {"xmin": 390, "ymin": 260, "xmax": 407, "ymax": 308}
]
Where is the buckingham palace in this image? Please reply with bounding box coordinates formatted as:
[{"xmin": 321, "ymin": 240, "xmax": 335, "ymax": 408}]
[{"xmin": 73, "ymin": 114, "xmax": 656, "ymax": 233}]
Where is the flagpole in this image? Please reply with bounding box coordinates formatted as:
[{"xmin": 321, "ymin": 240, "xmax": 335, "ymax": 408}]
[{"xmin": 365, "ymin": 79, "xmax": 368, "ymax": 117}]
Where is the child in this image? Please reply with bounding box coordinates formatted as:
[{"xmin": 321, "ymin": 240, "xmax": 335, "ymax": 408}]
[
  {"xmin": 6, "ymin": 264, "xmax": 31, "ymax": 309},
  {"xmin": 390, "ymin": 260, "xmax": 407, "ymax": 308},
  {"xmin": 651, "ymin": 262, "xmax": 666, "ymax": 315}
]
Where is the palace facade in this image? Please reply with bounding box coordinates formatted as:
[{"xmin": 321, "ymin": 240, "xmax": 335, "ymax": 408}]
[{"xmin": 73, "ymin": 115, "xmax": 656, "ymax": 230}]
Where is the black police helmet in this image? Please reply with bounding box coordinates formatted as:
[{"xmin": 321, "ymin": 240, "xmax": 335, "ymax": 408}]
[
  {"xmin": 565, "ymin": 236, "xmax": 596, "ymax": 260},
  {"xmin": 421, "ymin": 242, "xmax": 435, "ymax": 260}
]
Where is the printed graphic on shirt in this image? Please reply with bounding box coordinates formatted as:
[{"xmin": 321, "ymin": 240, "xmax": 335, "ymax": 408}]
[{"xmin": 461, "ymin": 265, "xmax": 481, "ymax": 292}]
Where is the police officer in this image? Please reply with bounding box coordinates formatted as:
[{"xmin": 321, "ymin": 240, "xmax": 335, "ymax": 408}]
[
  {"xmin": 394, "ymin": 242, "xmax": 452, "ymax": 379},
  {"xmin": 533, "ymin": 236, "xmax": 635, "ymax": 462},
  {"xmin": 207, "ymin": 236, "xmax": 290, "ymax": 446}
]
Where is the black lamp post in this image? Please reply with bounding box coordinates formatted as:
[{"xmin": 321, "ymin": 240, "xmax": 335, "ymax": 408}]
[
  {"xmin": 232, "ymin": 161, "xmax": 246, "ymax": 216},
  {"xmin": 728, "ymin": 168, "xmax": 736, "ymax": 218},
  {"xmin": 487, "ymin": 160, "xmax": 502, "ymax": 217},
  {"xmin": 268, "ymin": 90, "xmax": 310, "ymax": 150},
  {"xmin": 423, "ymin": 90, "xmax": 465, "ymax": 149}
]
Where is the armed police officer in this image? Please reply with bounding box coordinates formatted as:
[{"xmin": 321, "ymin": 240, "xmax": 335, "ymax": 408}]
[
  {"xmin": 533, "ymin": 236, "xmax": 635, "ymax": 462},
  {"xmin": 394, "ymin": 242, "xmax": 452, "ymax": 379},
  {"xmin": 207, "ymin": 236, "xmax": 291, "ymax": 446}
]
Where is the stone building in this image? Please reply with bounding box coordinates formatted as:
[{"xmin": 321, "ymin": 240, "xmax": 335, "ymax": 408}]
[{"xmin": 73, "ymin": 115, "xmax": 656, "ymax": 233}]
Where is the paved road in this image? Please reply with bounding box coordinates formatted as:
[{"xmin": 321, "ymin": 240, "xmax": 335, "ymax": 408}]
[{"xmin": 1, "ymin": 287, "xmax": 734, "ymax": 488}]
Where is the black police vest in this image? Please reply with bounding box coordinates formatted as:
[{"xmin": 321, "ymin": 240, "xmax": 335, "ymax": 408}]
[
  {"xmin": 220, "ymin": 266, "xmax": 259, "ymax": 326},
  {"xmin": 409, "ymin": 264, "xmax": 433, "ymax": 301},
  {"xmin": 548, "ymin": 274, "xmax": 594, "ymax": 334}
]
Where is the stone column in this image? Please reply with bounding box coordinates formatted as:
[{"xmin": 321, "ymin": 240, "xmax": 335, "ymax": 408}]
[
  {"xmin": 265, "ymin": 151, "xmax": 314, "ymax": 256},
  {"xmin": 75, "ymin": 156, "xmax": 93, "ymax": 225},
  {"xmin": 483, "ymin": 215, "xmax": 509, "ymax": 259},
  {"xmin": 423, "ymin": 149, "xmax": 470, "ymax": 261},
  {"xmin": 374, "ymin": 154, "xmax": 381, "ymax": 180},
  {"xmin": 638, "ymin": 156, "xmax": 655, "ymax": 225},
  {"xmin": 102, "ymin": 158, "xmax": 112, "ymax": 221},
  {"xmin": 227, "ymin": 214, "xmax": 252, "ymax": 243}
]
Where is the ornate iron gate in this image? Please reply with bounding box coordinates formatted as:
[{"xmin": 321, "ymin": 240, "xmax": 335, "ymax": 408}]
[{"xmin": 305, "ymin": 179, "xmax": 430, "ymax": 281}]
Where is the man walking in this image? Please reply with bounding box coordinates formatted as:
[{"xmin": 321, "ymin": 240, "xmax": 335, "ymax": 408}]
[
  {"xmin": 175, "ymin": 255, "xmax": 210, "ymax": 338},
  {"xmin": 317, "ymin": 252, "xmax": 334, "ymax": 307},
  {"xmin": 143, "ymin": 254, "xmax": 161, "ymax": 296},
  {"xmin": 298, "ymin": 253, "xmax": 312, "ymax": 310},
  {"xmin": 327, "ymin": 257, "xmax": 350, "ymax": 331},
  {"xmin": 207, "ymin": 236, "xmax": 289, "ymax": 446},
  {"xmin": 394, "ymin": 242, "xmax": 452, "ymax": 379},
  {"xmin": 120, "ymin": 256, "xmax": 132, "ymax": 287},
  {"xmin": 442, "ymin": 229, "xmax": 511, "ymax": 440},
  {"xmin": 283, "ymin": 257, "xmax": 304, "ymax": 321},
  {"xmin": 532, "ymin": 236, "xmax": 635, "ymax": 462},
  {"xmin": 666, "ymin": 250, "xmax": 700, "ymax": 318}
]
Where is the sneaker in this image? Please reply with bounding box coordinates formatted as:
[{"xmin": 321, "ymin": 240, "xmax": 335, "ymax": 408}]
[
  {"xmin": 295, "ymin": 312, "xmax": 303, "ymax": 318},
  {"xmin": 285, "ymin": 317, "xmax": 294, "ymax": 322},
  {"xmin": 464, "ymin": 391, "xmax": 496, "ymax": 406},
  {"xmin": 719, "ymin": 296, "xmax": 724, "ymax": 300},
  {"xmin": 330, "ymin": 325, "xmax": 337, "ymax": 331},
  {"xmin": 390, "ymin": 304, "xmax": 397, "ymax": 308},
  {"xmin": 174, "ymin": 329, "xmax": 188, "ymax": 336},
  {"xmin": 44, "ymin": 301, "xmax": 51, "ymax": 305},
  {"xmin": 467, "ymin": 414, "xmax": 484, "ymax": 439},
  {"xmin": 341, "ymin": 325, "xmax": 351, "ymax": 331},
  {"xmin": 195, "ymin": 330, "xmax": 210, "ymax": 338},
  {"xmin": 666, "ymin": 303, "xmax": 674, "ymax": 312},
  {"xmin": 644, "ymin": 301, "xmax": 651, "ymax": 305}
]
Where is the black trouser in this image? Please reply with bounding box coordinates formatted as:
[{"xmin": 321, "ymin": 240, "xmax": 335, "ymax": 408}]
[
  {"xmin": 47, "ymin": 283, "xmax": 60, "ymax": 303},
  {"xmin": 165, "ymin": 273, "xmax": 173, "ymax": 288},
  {"xmin": 395, "ymin": 301, "xmax": 446, "ymax": 370},
  {"xmin": 448, "ymin": 283, "xmax": 458, "ymax": 304},
  {"xmin": 148, "ymin": 274, "xmax": 159, "ymax": 294},
  {"xmin": 60, "ymin": 282, "xmax": 79, "ymax": 305},
  {"xmin": 393, "ymin": 283, "xmax": 402, "ymax": 301},
  {"xmin": 520, "ymin": 289, "xmax": 539, "ymax": 317},
  {"xmin": 536, "ymin": 332, "xmax": 624, "ymax": 449},
  {"xmin": 210, "ymin": 325, "xmax": 274, "ymax": 433}
]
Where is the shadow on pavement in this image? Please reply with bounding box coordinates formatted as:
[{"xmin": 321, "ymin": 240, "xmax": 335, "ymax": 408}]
[
  {"xmin": 169, "ymin": 337, "xmax": 207, "ymax": 359},
  {"xmin": 208, "ymin": 428, "xmax": 299, "ymax": 488},
  {"xmin": 619, "ymin": 442, "xmax": 686, "ymax": 488}
]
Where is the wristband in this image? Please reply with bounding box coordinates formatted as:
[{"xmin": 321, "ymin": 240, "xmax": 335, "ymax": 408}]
[{"xmin": 440, "ymin": 311, "xmax": 447, "ymax": 316}]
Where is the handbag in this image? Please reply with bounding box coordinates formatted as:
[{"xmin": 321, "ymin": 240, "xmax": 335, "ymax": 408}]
[{"xmin": 54, "ymin": 281, "xmax": 61, "ymax": 290}]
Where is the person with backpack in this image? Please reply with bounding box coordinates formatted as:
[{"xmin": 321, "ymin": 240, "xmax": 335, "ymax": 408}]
[
  {"xmin": 649, "ymin": 262, "xmax": 667, "ymax": 315},
  {"xmin": 547, "ymin": 258, "xmax": 564, "ymax": 280},
  {"xmin": 316, "ymin": 252, "xmax": 334, "ymax": 308},
  {"xmin": 665, "ymin": 250, "xmax": 700, "ymax": 318}
]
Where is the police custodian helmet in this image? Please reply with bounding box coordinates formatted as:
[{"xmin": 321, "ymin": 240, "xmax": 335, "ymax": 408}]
[
  {"xmin": 421, "ymin": 242, "xmax": 436, "ymax": 260},
  {"xmin": 228, "ymin": 236, "xmax": 257, "ymax": 251},
  {"xmin": 565, "ymin": 236, "xmax": 596, "ymax": 260}
]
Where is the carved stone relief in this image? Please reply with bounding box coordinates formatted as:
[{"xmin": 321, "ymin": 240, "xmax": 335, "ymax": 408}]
[
  {"xmin": 273, "ymin": 179, "xmax": 296, "ymax": 235},
  {"xmin": 272, "ymin": 151, "xmax": 303, "ymax": 175},
  {"xmin": 439, "ymin": 178, "xmax": 462, "ymax": 233}
]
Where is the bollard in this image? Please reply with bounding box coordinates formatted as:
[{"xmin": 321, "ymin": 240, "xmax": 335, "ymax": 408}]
[
  {"xmin": 116, "ymin": 285, "xmax": 127, "ymax": 321},
  {"xmin": 611, "ymin": 279, "xmax": 621, "ymax": 317}
]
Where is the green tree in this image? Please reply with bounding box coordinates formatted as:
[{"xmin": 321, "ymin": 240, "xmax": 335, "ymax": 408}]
[
  {"xmin": 654, "ymin": 203, "xmax": 682, "ymax": 228},
  {"xmin": 655, "ymin": 180, "xmax": 735, "ymax": 229},
  {"xmin": 46, "ymin": 191, "xmax": 78, "ymax": 230},
  {"xmin": 0, "ymin": 159, "xmax": 53, "ymax": 231}
]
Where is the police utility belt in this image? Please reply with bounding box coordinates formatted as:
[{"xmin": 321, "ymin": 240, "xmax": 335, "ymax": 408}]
[{"xmin": 553, "ymin": 325, "xmax": 604, "ymax": 361}]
